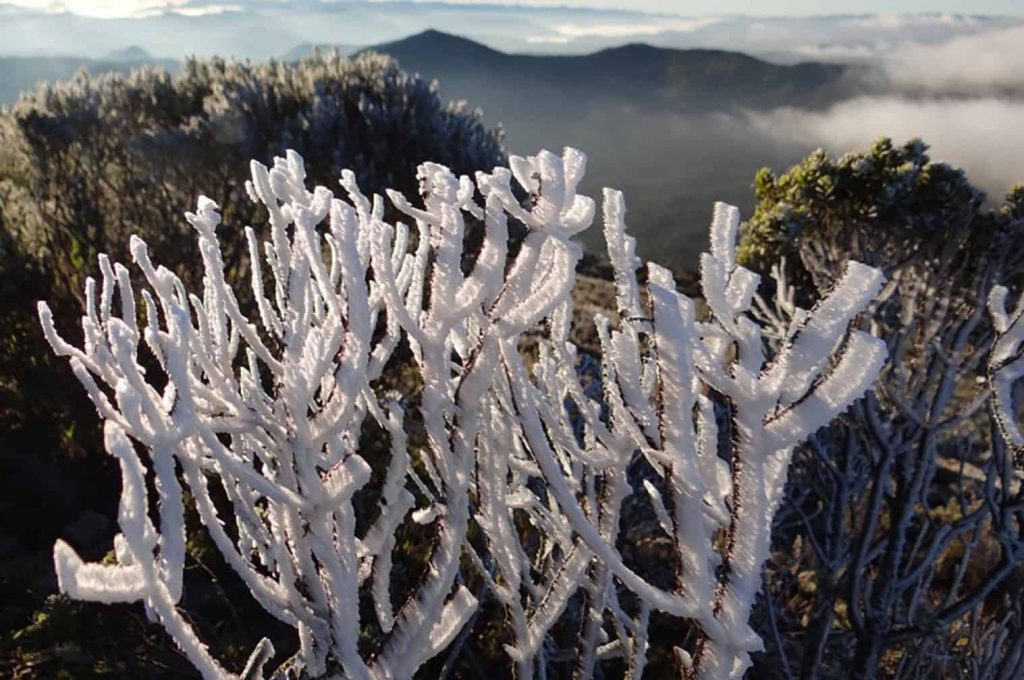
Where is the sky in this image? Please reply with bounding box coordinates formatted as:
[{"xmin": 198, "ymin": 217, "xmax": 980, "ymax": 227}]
[
  {"xmin": 421, "ymin": 0, "xmax": 1024, "ymax": 14},
  {"xmin": 6, "ymin": 0, "xmax": 1024, "ymax": 19}
]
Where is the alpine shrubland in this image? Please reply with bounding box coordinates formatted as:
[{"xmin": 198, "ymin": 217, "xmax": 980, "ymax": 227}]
[
  {"xmin": 0, "ymin": 52, "xmax": 505, "ymax": 677},
  {"xmin": 2, "ymin": 55, "xmax": 1024, "ymax": 680},
  {"xmin": 740, "ymin": 139, "xmax": 1024, "ymax": 678}
]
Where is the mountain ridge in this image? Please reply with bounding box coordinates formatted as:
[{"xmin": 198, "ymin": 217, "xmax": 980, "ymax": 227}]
[
  {"xmin": 0, "ymin": 29, "xmax": 852, "ymax": 110},
  {"xmin": 357, "ymin": 29, "xmax": 853, "ymax": 115}
]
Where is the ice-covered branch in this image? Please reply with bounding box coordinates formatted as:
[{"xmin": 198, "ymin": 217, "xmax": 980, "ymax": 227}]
[
  {"xmin": 990, "ymin": 285, "xmax": 1024, "ymax": 464},
  {"xmin": 41, "ymin": 148, "xmax": 885, "ymax": 678}
]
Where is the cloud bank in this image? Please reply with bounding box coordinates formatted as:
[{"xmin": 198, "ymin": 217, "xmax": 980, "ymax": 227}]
[
  {"xmin": 882, "ymin": 25, "xmax": 1024, "ymax": 94},
  {"xmin": 742, "ymin": 96, "xmax": 1024, "ymax": 200},
  {"xmin": 535, "ymin": 13, "xmax": 1024, "ymax": 60}
]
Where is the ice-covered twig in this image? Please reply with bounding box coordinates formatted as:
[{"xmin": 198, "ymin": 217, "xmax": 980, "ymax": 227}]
[
  {"xmin": 989, "ymin": 285, "xmax": 1024, "ymax": 464},
  {"xmin": 41, "ymin": 149, "xmax": 885, "ymax": 679}
]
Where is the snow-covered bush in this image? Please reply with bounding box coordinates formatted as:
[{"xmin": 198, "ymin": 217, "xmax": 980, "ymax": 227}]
[
  {"xmin": 4, "ymin": 51, "xmax": 503, "ymax": 295},
  {"xmin": 990, "ymin": 284, "xmax": 1024, "ymax": 468},
  {"xmin": 39, "ymin": 148, "xmax": 886, "ymax": 678},
  {"xmin": 756, "ymin": 261, "xmax": 1024, "ymax": 678},
  {"xmin": 741, "ymin": 141, "xmax": 1024, "ymax": 678},
  {"xmin": 0, "ymin": 51, "xmax": 504, "ymax": 530}
]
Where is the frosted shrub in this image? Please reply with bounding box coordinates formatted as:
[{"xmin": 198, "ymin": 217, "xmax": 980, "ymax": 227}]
[
  {"xmin": 991, "ymin": 284, "xmax": 1024, "ymax": 466},
  {"xmin": 742, "ymin": 142, "xmax": 1024, "ymax": 677},
  {"xmin": 40, "ymin": 148, "xmax": 887, "ymax": 678},
  {"xmin": 755, "ymin": 259, "xmax": 1024, "ymax": 677}
]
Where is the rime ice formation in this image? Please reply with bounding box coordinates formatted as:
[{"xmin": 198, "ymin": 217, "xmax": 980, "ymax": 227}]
[
  {"xmin": 40, "ymin": 148, "xmax": 887, "ymax": 679},
  {"xmin": 990, "ymin": 285, "xmax": 1024, "ymax": 467}
]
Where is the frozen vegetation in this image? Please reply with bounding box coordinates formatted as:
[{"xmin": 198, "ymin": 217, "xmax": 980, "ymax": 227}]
[{"xmin": 37, "ymin": 148, "xmax": 909, "ymax": 678}]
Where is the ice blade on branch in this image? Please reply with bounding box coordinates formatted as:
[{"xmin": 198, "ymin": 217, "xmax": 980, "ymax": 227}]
[{"xmin": 990, "ymin": 285, "xmax": 1024, "ymax": 463}]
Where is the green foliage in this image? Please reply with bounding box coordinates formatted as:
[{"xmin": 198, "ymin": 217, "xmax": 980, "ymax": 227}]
[{"xmin": 738, "ymin": 137, "xmax": 1021, "ymax": 291}]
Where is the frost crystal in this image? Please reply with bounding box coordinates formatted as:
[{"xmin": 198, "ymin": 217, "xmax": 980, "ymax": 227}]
[
  {"xmin": 40, "ymin": 148, "xmax": 886, "ymax": 679},
  {"xmin": 990, "ymin": 285, "xmax": 1024, "ymax": 466}
]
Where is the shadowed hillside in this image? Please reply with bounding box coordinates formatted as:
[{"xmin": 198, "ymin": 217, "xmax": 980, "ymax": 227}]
[
  {"xmin": 355, "ymin": 31, "xmax": 859, "ymax": 268},
  {"xmin": 364, "ymin": 30, "xmax": 853, "ymax": 116}
]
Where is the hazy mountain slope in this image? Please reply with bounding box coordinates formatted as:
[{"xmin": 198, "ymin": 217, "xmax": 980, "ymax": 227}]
[
  {"xmin": 0, "ymin": 55, "xmax": 179, "ymax": 107},
  {"xmin": 358, "ymin": 31, "xmax": 853, "ymax": 268},
  {"xmin": 1, "ymin": 2, "xmax": 1017, "ymax": 63},
  {"xmin": 0, "ymin": 1, "xmax": 664, "ymax": 60},
  {"xmin": 365, "ymin": 30, "xmax": 852, "ymax": 116}
]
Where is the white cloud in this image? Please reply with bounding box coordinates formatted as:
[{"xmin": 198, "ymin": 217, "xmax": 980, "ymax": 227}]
[
  {"xmin": 526, "ymin": 35, "xmax": 571, "ymax": 44},
  {"xmin": 883, "ymin": 25, "xmax": 1024, "ymax": 93},
  {"xmin": 4, "ymin": 0, "xmax": 187, "ymax": 18},
  {"xmin": 743, "ymin": 96, "xmax": 1024, "ymax": 198},
  {"xmin": 167, "ymin": 3, "xmax": 240, "ymax": 16},
  {"xmin": 550, "ymin": 17, "xmax": 720, "ymax": 39},
  {"xmin": 848, "ymin": 12, "xmax": 983, "ymax": 30}
]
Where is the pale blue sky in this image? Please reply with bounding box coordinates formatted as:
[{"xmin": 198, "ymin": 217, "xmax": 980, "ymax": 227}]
[
  {"xmin": 7, "ymin": 0, "xmax": 1024, "ymax": 19},
  {"xmin": 430, "ymin": 0, "xmax": 1023, "ymax": 15}
]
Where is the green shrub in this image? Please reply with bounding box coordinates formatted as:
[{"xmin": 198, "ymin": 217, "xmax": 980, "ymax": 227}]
[{"xmin": 738, "ymin": 137, "xmax": 1022, "ymax": 294}]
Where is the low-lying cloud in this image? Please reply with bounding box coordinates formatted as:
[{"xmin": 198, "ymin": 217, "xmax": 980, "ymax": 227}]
[
  {"xmin": 742, "ymin": 96, "xmax": 1024, "ymax": 200},
  {"xmin": 742, "ymin": 19, "xmax": 1024, "ymax": 203},
  {"xmin": 882, "ymin": 25, "xmax": 1024, "ymax": 95},
  {"xmin": 500, "ymin": 91, "xmax": 1024, "ymax": 268}
]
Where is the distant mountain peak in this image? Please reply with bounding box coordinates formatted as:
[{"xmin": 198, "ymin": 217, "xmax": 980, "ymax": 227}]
[
  {"xmin": 106, "ymin": 46, "xmax": 151, "ymax": 62},
  {"xmin": 413, "ymin": 29, "xmax": 476, "ymax": 43},
  {"xmin": 373, "ymin": 30, "xmax": 500, "ymax": 58},
  {"xmin": 600, "ymin": 42, "xmax": 663, "ymax": 54}
]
